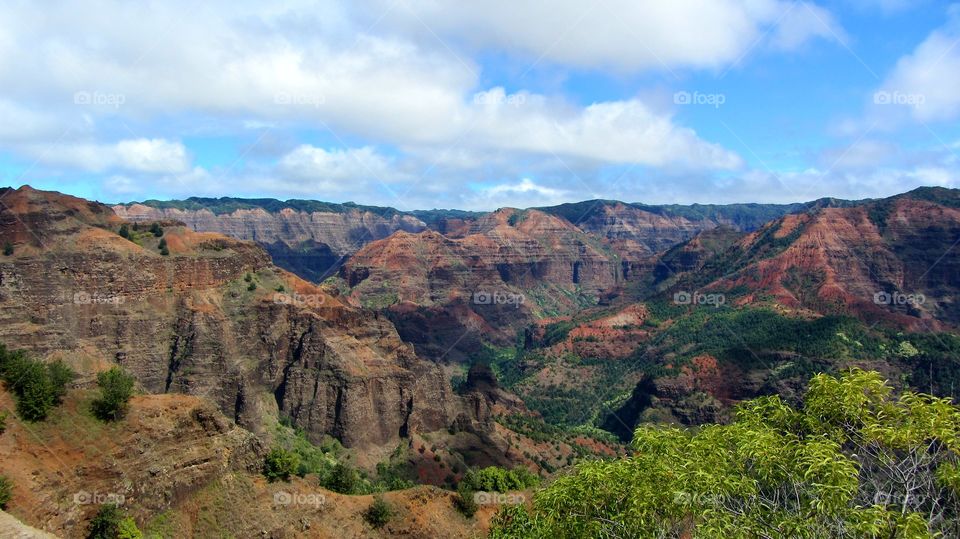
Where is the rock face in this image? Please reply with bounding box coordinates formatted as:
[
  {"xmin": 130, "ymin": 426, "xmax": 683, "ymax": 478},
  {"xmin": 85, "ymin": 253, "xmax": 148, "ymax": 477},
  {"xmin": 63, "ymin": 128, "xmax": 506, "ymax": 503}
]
[
  {"xmin": 684, "ymin": 188, "xmax": 960, "ymax": 330},
  {"xmin": 112, "ymin": 202, "xmax": 427, "ymax": 281},
  {"xmin": 0, "ymin": 389, "xmax": 264, "ymax": 538},
  {"xmin": 0, "ymin": 186, "xmax": 488, "ymax": 458},
  {"xmin": 338, "ymin": 208, "xmax": 625, "ymax": 360}
]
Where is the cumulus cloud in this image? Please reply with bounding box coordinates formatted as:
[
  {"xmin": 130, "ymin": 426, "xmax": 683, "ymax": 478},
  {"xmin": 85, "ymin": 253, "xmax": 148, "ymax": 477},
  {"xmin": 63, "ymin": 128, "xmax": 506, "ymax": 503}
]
[
  {"xmin": 368, "ymin": 0, "xmax": 841, "ymax": 71},
  {"xmin": 277, "ymin": 145, "xmax": 407, "ymax": 191},
  {"xmin": 24, "ymin": 138, "xmax": 188, "ymax": 173},
  {"xmin": 0, "ymin": 1, "xmax": 743, "ymax": 174},
  {"xmin": 872, "ymin": 6, "xmax": 960, "ymax": 122}
]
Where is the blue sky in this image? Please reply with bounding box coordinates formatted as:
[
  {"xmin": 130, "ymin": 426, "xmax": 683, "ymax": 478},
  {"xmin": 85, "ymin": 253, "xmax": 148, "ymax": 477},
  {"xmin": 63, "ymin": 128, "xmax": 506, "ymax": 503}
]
[{"xmin": 1, "ymin": 1, "xmax": 959, "ymax": 210}]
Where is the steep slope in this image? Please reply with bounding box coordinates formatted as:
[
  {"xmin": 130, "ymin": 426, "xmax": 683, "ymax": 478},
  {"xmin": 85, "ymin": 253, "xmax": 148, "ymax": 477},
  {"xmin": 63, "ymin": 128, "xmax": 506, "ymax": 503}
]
[
  {"xmin": 113, "ymin": 199, "xmax": 429, "ymax": 281},
  {"xmin": 0, "ymin": 388, "xmax": 495, "ymax": 538},
  {"xmin": 0, "ymin": 186, "xmax": 495, "ymax": 462},
  {"xmin": 538, "ymin": 199, "xmax": 803, "ymax": 257},
  {"xmin": 680, "ymin": 187, "xmax": 960, "ymax": 330},
  {"xmin": 338, "ymin": 208, "xmax": 623, "ymax": 361}
]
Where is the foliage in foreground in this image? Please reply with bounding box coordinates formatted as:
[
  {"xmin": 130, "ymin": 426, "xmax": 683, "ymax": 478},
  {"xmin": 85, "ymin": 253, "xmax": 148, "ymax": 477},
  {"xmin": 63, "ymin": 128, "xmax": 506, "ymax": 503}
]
[{"xmin": 491, "ymin": 369, "xmax": 960, "ymax": 538}]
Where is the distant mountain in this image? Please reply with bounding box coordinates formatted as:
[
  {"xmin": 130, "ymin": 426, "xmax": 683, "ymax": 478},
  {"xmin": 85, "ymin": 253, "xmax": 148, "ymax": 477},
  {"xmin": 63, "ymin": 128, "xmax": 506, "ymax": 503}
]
[
  {"xmin": 661, "ymin": 186, "xmax": 960, "ymax": 330},
  {"xmin": 114, "ymin": 195, "xmax": 810, "ymax": 284}
]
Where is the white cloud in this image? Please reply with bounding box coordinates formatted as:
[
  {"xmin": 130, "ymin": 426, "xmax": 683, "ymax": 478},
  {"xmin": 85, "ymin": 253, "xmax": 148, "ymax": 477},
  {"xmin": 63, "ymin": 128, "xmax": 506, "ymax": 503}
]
[
  {"xmin": 277, "ymin": 145, "xmax": 405, "ymax": 191},
  {"xmin": 26, "ymin": 138, "xmax": 188, "ymax": 173},
  {"xmin": 0, "ymin": 1, "xmax": 741, "ymax": 173},
  {"xmin": 873, "ymin": 7, "xmax": 960, "ymax": 122},
  {"xmin": 369, "ymin": 0, "xmax": 841, "ymax": 72}
]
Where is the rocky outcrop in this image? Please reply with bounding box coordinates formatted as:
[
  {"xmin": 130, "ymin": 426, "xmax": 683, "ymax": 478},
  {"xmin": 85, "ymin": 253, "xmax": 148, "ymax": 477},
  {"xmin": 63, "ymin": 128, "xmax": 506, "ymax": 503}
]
[
  {"xmin": 682, "ymin": 190, "xmax": 960, "ymax": 330},
  {"xmin": 338, "ymin": 208, "xmax": 624, "ymax": 360},
  {"xmin": 0, "ymin": 186, "xmax": 489, "ymax": 460},
  {"xmin": 112, "ymin": 203, "xmax": 427, "ymax": 281}
]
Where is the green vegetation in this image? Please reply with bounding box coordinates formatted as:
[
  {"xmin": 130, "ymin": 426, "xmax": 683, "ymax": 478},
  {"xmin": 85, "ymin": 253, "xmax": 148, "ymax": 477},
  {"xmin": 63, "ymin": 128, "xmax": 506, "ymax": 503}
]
[
  {"xmin": 157, "ymin": 238, "xmax": 168, "ymax": 256},
  {"xmin": 92, "ymin": 367, "xmax": 135, "ymax": 421},
  {"xmin": 118, "ymin": 224, "xmax": 130, "ymax": 239},
  {"xmin": 461, "ymin": 466, "xmax": 539, "ymax": 493},
  {"xmin": 86, "ymin": 504, "xmax": 143, "ymax": 539},
  {"xmin": 491, "ymin": 370, "xmax": 960, "ymax": 538},
  {"xmin": 0, "ymin": 474, "xmax": 11, "ymax": 509},
  {"xmin": 2, "ymin": 242, "xmax": 12, "ymax": 256},
  {"xmin": 456, "ymin": 482, "xmax": 479, "ymax": 517},
  {"xmin": 263, "ymin": 447, "xmax": 299, "ymax": 482},
  {"xmin": 149, "ymin": 222, "xmax": 164, "ymax": 237},
  {"xmin": 363, "ymin": 495, "xmax": 394, "ymax": 529},
  {"xmin": 271, "ymin": 422, "xmax": 411, "ymax": 493},
  {"xmin": 47, "ymin": 359, "xmax": 76, "ymax": 405},
  {"xmin": 0, "ymin": 345, "xmax": 75, "ymax": 421},
  {"xmin": 0, "ymin": 411, "xmax": 6, "ymax": 434}
]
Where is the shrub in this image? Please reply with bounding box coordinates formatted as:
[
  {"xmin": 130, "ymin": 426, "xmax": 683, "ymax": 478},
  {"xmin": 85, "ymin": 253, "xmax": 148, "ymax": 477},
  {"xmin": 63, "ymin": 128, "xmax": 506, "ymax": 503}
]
[
  {"xmin": 0, "ymin": 348, "xmax": 72, "ymax": 421},
  {"xmin": 15, "ymin": 360, "xmax": 54, "ymax": 421},
  {"xmin": 363, "ymin": 495, "xmax": 393, "ymax": 529},
  {"xmin": 247, "ymin": 282, "xmax": 257, "ymax": 291},
  {"xmin": 461, "ymin": 466, "xmax": 539, "ymax": 493},
  {"xmin": 149, "ymin": 223, "xmax": 164, "ymax": 237},
  {"xmin": 118, "ymin": 225, "xmax": 130, "ymax": 239},
  {"xmin": 0, "ymin": 411, "xmax": 7, "ymax": 434},
  {"xmin": 47, "ymin": 359, "xmax": 76, "ymax": 405},
  {"xmin": 494, "ymin": 369, "xmax": 960, "ymax": 538},
  {"xmin": 92, "ymin": 367, "xmax": 135, "ymax": 421},
  {"xmin": 3, "ymin": 242, "xmax": 12, "ymax": 256},
  {"xmin": 263, "ymin": 448, "xmax": 299, "ymax": 482},
  {"xmin": 0, "ymin": 475, "xmax": 11, "ymax": 509},
  {"xmin": 455, "ymin": 482, "xmax": 478, "ymax": 518},
  {"xmin": 87, "ymin": 504, "xmax": 142, "ymax": 539},
  {"xmin": 324, "ymin": 463, "xmax": 360, "ymax": 494}
]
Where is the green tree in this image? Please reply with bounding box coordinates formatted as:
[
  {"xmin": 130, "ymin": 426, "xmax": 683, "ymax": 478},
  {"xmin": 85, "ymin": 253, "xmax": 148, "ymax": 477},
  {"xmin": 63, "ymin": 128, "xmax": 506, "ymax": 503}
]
[
  {"xmin": 92, "ymin": 367, "xmax": 136, "ymax": 421},
  {"xmin": 0, "ymin": 475, "xmax": 11, "ymax": 509},
  {"xmin": 87, "ymin": 504, "xmax": 142, "ymax": 539},
  {"xmin": 157, "ymin": 238, "xmax": 169, "ymax": 256},
  {"xmin": 263, "ymin": 448, "xmax": 299, "ymax": 482},
  {"xmin": 363, "ymin": 495, "xmax": 393, "ymax": 529},
  {"xmin": 455, "ymin": 482, "xmax": 478, "ymax": 518},
  {"xmin": 47, "ymin": 359, "xmax": 76, "ymax": 405},
  {"xmin": 493, "ymin": 369, "xmax": 960, "ymax": 538},
  {"xmin": 324, "ymin": 463, "xmax": 361, "ymax": 494},
  {"xmin": 118, "ymin": 224, "xmax": 130, "ymax": 239},
  {"xmin": 15, "ymin": 360, "xmax": 54, "ymax": 421},
  {"xmin": 2, "ymin": 242, "xmax": 12, "ymax": 256},
  {"xmin": 149, "ymin": 223, "xmax": 164, "ymax": 237}
]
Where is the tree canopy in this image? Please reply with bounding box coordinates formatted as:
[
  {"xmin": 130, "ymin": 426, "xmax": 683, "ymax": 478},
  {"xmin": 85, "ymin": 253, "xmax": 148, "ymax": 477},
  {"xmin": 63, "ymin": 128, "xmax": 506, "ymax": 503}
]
[{"xmin": 491, "ymin": 369, "xmax": 960, "ymax": 538}]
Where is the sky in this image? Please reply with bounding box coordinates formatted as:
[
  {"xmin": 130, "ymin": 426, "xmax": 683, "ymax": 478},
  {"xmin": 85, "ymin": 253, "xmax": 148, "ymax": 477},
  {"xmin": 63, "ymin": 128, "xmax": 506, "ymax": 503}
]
[{"xmin": 1, "ymin": 0, "xmax": 960, "ymax": 210}]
